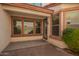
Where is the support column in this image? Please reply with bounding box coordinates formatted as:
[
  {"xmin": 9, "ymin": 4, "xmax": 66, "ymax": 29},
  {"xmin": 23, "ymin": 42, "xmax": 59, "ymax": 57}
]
[
  {"xmin": 60, "ymin": 11, "xmax": 64, "ymax": 37},
  {"xmin": 34, "ymin": 20, "xmax": 36, "ymax": 34},
  {"xmin": 22, "ymin": 17, "xmax": 24, "ymax": 35},
  {"xmin": 47, "ymin": 15, "xmax": 52, "ymax": 39}
]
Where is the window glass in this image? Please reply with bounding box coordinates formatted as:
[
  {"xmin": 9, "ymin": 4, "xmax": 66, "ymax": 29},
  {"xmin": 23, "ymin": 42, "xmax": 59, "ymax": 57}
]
[
  {"xmin": 52, "ymin": 13, "xmax": 59, "ymax": 36},
  {"xmin": 24, "ymin": 18, "xmax": 34, "ymax": 34},
  {"xmin": 13, "ymin": 17, "xmax": 22, "ymax": 34},
  {"xmin": 36, "ymin": 19, "xmax": 41, "ymax": 34},
  {"xmin": 12, "ymin": 16, "xmax": 42, "ymax": 36}
]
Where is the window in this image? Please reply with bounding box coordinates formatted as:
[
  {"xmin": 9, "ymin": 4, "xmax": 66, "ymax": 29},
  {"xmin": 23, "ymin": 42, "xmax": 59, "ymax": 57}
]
[
  {"xmin": 11, "ymin": 16, "xmax": 42, "ymax": 37},
  {"xmin": 12, "ymin": 17, "xmax": 22, "ymax": 35},
  {"xmin": 36, "ymin": 19, "xmax": 41, "ymax": 34},
  {"xmin": 24, "ymin": 18, "xmax": 34, "ymax": 34},
  {"xmin": 65, "ymin": 10, "xmax": 79, "ymax": 28},
  {"xmin": 52, "ymin": 13, "xmax": 59, "ymax": 36}
]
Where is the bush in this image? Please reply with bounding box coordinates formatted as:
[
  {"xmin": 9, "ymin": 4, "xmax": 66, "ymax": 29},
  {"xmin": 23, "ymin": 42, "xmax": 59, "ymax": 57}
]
[{"xmin": 63, "ymin": 28, "xmax": 79, "ymax": 52}]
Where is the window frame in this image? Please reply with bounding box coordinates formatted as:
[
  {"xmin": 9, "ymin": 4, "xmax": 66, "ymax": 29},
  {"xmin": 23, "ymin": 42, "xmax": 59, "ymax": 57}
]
[
  {"xmin": 11, "ymin": 16, "xmax": 42, "ymax": 37},
  {"xmin": 51, "ymin": 12, "xmax": 60, "ymax": 36},
  {"xmin": 50, "ymin": 11, "xmax": 61, "ymax": 40}
]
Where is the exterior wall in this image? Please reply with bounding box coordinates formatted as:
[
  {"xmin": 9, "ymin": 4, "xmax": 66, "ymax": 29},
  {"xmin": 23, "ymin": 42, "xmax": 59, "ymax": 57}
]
[
  {"xmin": 1, "ymin": 4, "xmax": 51, "ymax": 43},
  {"xmin": 11, "ymin": 36, "xmax": 43, "ymax": 42},
  {"xmin": 47, "ymin": 38, "xmax": 68, "ymax": 48},
  {"xmin": 47, "ymin": 3, "xmax": 79, "ymax": 48},
  {"xmin": 0, "ymin": 4, "xmax": 11, "ymax": 52}
]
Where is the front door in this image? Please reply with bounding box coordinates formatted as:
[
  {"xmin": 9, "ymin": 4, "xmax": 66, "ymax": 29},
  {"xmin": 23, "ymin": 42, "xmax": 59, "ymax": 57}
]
[{"xmin": 43, "ymin": 17, "xmax": 48, "ymax": 40}]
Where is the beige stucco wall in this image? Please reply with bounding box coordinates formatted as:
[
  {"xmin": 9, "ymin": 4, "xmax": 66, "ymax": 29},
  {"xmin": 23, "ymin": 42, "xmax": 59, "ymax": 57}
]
[
  {"xmin": 0, "ymin": 4, "xmax": 11, "ymax": 52},
  {"xmin": 11, "ymin": 36, "xmax": 43, "ymax": 42},
  {"xmin": 47, "ymin": 38, "xmax": 68, "ymax": 48}
]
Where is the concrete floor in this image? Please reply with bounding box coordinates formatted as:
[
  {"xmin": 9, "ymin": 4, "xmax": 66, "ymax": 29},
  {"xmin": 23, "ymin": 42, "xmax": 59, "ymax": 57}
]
[
  {"xmin": 4, "ymin": 40, "xmax": 48, "ymax": 51},
  {"xmin": 1, "ymin": 40, "xmax": 72, "ymax": 56}
]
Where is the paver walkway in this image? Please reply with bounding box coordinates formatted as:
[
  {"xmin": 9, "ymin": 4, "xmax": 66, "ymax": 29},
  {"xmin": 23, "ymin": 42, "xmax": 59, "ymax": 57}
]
[{"xmin": 1, "ymin": 40, "xmax": 72, "ymax": 56}]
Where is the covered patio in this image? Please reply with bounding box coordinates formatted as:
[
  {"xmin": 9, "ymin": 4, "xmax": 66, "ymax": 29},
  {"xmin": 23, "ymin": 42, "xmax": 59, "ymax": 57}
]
[
  {"xmin": 0, "ymin": 3, "xmax": 77, "ymax": 56},
  {"xmin": 0, "ymin": 3, "xmax": 54, "ymax": 53}
]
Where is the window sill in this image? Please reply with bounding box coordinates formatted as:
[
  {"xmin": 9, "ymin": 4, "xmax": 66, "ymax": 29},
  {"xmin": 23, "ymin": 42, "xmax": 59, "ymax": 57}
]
[
  {"xmin": 11, "ymin": 34, "xmax": 42, "ymax": 37},
  {"xmin": 50, "ymin": 35, "xmax": 61, "ymax": 41}
]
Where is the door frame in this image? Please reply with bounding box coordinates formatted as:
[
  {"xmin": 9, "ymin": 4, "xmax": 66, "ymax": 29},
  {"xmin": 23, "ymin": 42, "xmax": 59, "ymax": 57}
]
[{"xmin": 43, "ymin": 17, "xmax": 48, "ymax": 40}]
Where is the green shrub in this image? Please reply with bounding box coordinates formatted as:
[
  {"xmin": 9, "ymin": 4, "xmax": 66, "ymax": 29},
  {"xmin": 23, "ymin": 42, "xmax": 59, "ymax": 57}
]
[{"xmin": 63, "ymin": 28, "xmax": 79, "ymax": 52}]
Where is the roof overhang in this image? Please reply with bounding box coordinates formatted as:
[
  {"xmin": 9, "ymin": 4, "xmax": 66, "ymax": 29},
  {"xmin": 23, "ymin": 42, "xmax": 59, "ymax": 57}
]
[
  {"xmin": 2, "ymin": 3, "xmax": 53, "ymax": 14},
  {"xmin": 44, "ymin": 3, "xmax": 61, "ymax": 8},
  {"xmin": 1, "ymin": 4, "xmax": 53, "ymax": 17},
  {"xmin": 7, "ymin": 10, "xmax": 46, "ymax": 19}
]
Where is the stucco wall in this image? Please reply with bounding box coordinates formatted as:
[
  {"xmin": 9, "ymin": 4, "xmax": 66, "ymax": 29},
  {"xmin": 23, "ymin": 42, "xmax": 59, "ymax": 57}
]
[
  {"xmin": 47, "ymin": 38, "xmax": 68, "ymax": 48},
  {"xmin": 11, "ymin": 36, "xmax": 43, "ymax": 42},
  {"xmin": 0, "ymin": 4, "xmax": 11, "ymax": 52}
]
